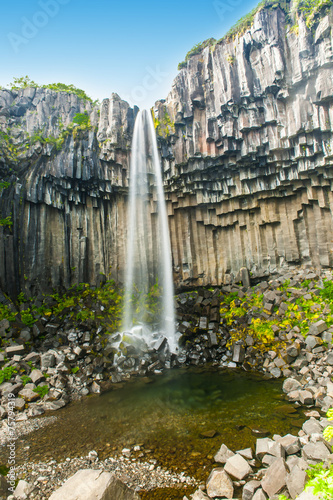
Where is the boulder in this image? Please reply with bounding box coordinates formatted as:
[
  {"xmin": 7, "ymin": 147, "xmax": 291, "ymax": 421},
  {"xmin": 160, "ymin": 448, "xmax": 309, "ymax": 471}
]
[
  {"xmin": 191, "ymin": 490, "xmax": 210, "ymax": 500},
  {"xmin": 282, "ymin": 378, "xmax": 302, "ymax": 393},
  {"xmin": 5, "ymin": 345, "xmax": 25, "ymax": 357},
  {"xmin": 308, "ymin": 320, "xmax": 327, "ymax": 336},
  {"xmin": 302, "ymin": 442, "xmax": 331, "ymax": 462},
  {"xmin": 49, "ymin": 470, "xmax": 140, "ymax": 500},
  {"xmin": 252, "ymin": 489, "xmax": 267, "ymax": 500},
  {"xmin": 14, "ymin": 479, "xmax": 34, "ymax": 499},
  {"xmin": 278, "ymin": 434, "xmax": 301, "ymax": 455},
  {"xmin": 286, "ymin": 465, "xmax": 307, "ymax": 498},
  {"xmin": 242, "ymin": 480, "xmax": 261, "ymax": 500},
  {"xmin": 261, "ymin": 457, "xmax": 288, "ymax": 497},
  {"xmin": 224, "ymin": 453, "xmax": 252, "ymax": 480},
  {"xmin": 206, "ymin": 468, "xmax": 234, "ymax": 499},
  {"xmin": 30, "ymin": 370, "xmax": 45, "ymax": 385},
  {"xmin": 18, "ymin": 388, "xmax": 40, "ymax": 402},
  {"xmin": 256, "ymin": 438, "xmax": 274, "ymax": 459},
  {"xmin": 302, "ymin": 419, "xmax": 323, "ymax": 436},
  {"xmin": 299, "ymin": 390, "xmax": 314, "ymax": 405},
  {"xmin": 214, "ymin": 444, "xmax": 235, "ymax": 464}
]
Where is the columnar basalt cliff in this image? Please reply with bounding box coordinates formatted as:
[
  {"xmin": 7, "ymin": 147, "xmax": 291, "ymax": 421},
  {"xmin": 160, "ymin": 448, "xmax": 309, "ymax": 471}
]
[
  {"xmin": 1, "ymin": 3, "xmax": 333, "ymax": 297},
  {"xmin": 154, "ymin": 5, "xmax": 333, "ymax": 288}
]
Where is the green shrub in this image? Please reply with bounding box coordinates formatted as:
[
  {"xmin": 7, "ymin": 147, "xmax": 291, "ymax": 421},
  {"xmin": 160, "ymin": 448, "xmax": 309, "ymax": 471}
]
[
  {"xmin": 33, "ymin": 385, "xmax": 49, "ymax": 398},
  {"xmin": 0, "ymin": 366, "xmax": 17, "ymax": 385}
]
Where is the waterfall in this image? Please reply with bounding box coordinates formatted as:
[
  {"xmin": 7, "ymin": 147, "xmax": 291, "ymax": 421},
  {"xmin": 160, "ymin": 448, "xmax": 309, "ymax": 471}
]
[{"xmin": 122, "ymin": 109, "xmax": 177, "ymax": 353}]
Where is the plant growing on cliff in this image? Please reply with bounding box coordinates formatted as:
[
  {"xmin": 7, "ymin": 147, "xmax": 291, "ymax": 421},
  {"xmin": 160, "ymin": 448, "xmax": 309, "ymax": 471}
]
[
  {"xmin": 9, "ymin": 75, "xmax": 38, "ymax": 89},
  {"xmin": 0, "ymin": 366, "xmax": 17, "ymax": 384},
  {"xmin": 0, "ymin": 214, "xmax": 13, "ymax": 229},
  {"xmin": 33, "ymin": 385, "xmax": 49, "ymax": 398}
]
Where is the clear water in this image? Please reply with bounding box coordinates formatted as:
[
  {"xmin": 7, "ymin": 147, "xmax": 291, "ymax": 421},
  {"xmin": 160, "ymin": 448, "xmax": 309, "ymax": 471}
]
[
  {"xmin": 11, "ymin": 367, "xmax": 305, "ymax": 482},
  {"xmin": 122, "ymin": 109, "xmax": 176, "ymax": 351}
]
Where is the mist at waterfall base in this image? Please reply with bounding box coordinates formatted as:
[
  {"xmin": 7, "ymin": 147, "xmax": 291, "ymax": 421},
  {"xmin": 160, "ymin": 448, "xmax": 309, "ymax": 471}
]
[{"xmin": 115, "ymin": 109, "xmax": 178, "ymax": 362}]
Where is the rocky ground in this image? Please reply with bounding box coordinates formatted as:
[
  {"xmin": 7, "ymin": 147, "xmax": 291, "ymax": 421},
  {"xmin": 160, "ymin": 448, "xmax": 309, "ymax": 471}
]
[{"xmin": 0, "ymin": 266, "xmax": 333, "ymax": 498}]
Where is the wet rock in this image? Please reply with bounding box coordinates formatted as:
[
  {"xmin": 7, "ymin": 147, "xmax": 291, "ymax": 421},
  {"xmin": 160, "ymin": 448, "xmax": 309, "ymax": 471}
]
[
  {"xmin": 200, "ymin": 429, "xmax": 218, "ymax": 439},
  {"xmin": 214, "ymin": 444, "xmax": 235, "ymax": 464},
  {"xmin": 261, "ymin": 457, "xmax": 288, "ymax": 497},
  {"xmin": 206, "ymin": 468, "xmax": 234, "ymax": 499},
  {"xmin": 224, "ymin": 454, "xmax": 252, "ymax": 480},
  {"xmin": 90, "ymin": 381, "xmax": 101, "ymax": 394}
]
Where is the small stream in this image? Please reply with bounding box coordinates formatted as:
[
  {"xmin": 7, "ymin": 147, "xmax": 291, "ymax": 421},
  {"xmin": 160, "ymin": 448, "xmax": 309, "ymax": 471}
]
[{"xmin": 7, "ymin": 367, "xmax": 306, "ymax": 484}]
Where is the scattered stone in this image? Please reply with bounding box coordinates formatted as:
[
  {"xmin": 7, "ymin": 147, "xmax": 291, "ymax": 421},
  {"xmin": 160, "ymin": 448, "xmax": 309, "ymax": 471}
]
[
  {"xmin": 308, "ymin": 320, "xmax": 327, "ymax": 336},
  {"xmin": 286, "ymin": 465, "xmax": 307, "ymax": 498},
  {"xmin": 224, "ymin": 454, "xmax": 252, "ymax": 480},
  {"xmin": 242, "ymin": 480, "xmax": 261, "ymax": 500},
  {"xmin": 261, "ymin": 457, "xmax": 288, "ymax": 497},
  {"xmin": 49, "ymin": 469, "xmax": 140, "ymax": 499},
  {"xmin": 214, "ymin": 444, "xmax": 235, "ymax": 464},
  {"xmin": 302, "ymin": 442, "xmax": 331, "ymax": 462},
  {"xmin": 206, "ymin": 468, "xmax": 234, "ymax": 499},
  {"xmin": 278, "ymin": 435, "xmax": 301, "ymax": 455},
  {"xmin": 30, "ymin": 370, "xmax": 45, "ymax": 385}
]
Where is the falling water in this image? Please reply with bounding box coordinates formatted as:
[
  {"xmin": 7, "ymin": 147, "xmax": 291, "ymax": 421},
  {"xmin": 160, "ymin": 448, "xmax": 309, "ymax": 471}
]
[{"xmin": 122, "ymin": 109, "xmax": 177, "ymax": 352}]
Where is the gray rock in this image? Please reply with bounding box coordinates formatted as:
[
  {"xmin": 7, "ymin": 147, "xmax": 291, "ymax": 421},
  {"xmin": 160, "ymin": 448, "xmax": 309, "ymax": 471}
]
[
  {"xmin": 24, "ymin": 352, "xmax": 40, "ymax": 363},
  {"xmin": 214, "ymin": 444, "xmax": 235, "ymax": 464},
  {"xmin": 206, "ymin": 468, "xmax": 234, "ymax": 499},
  {"xmin": 5, "ymin": 345, "xmax": 25, "ymax": 357},
  {"xmin": 305, "ymin": 336, "xmax": 320, "ymax": 351},
  {"xmin": 270, "ymin": 367, "xmax": 281, "ymax": 378},
  {"xmin": 191, "ymin": 490, "xmax": 210, "ymax": 500},
  {"xmin": 224, "ymin": 453, "xmax": 252, "ymax": 480},
  {"xmin": 49, "ymin": 470, "xmax": 140, "ymax": 499},
  {"xmin": 282, "ymin": 378, "xmax": 302, "ymax": 393},
  {"xmin": 14, "ymin": 398, "xmax": 25, "ymax": 411},
  {"xmin": 237, "ymin": 448, "xmax": 253, "ymax": 460},
  {"xmin": 286, "ymin": 465, "xmax": 307, "ymax": 498},
  {"xmin": 308, "ymin": 320, "xmax": 327, "ymax": 336},
  {"xmin": 262, "ymin": 454, "xmax": 277, "ymax": 467},
  {"xmin": 242, "ymin": 480, "xmax": 261, "ymax": 500},
  {"xmin": 18, "ymin": 388, "xmax": 40, "ymax": 402},
  {"xmin": 299, "ymin": 390, "xmax": 314, "ymax": 405},
  {"xmin": 261, "ymin": 457, "xmax": 288, "ymax": 497},
  {"xmin": 278, "ymin": 434, "xmax": 301, "ymax": 455},
  {"xmin": 40, "ymin": 352, "xmax": 56, "ymax": 369},
  {"xmin": 302, "ymin": 418, "xmax": 323, "ymax": 436},
  {"xmin": 90, "ymin": 381, "xmax": 101, "ymax": 394},
  {"xmin": 252, "ymin": 489, "xmax": 267, "ymax": 500},
  {"xmin": 302, "ymin": 442, "xmax": 331, "ymax": 462},
  {"xmin": 232, "ymin": 344, "xmax": 245, "ymax": 363},
  {"xmin": 256, "ymin": 438, "xmax": 274, "ymax": 459},
  {"xmin": 14, "ymin": 479, "xmax": 34, "ymax": 499},
  {"xmin": 30, "ymin": 370, "xmax": 45, "ymax": 385}
]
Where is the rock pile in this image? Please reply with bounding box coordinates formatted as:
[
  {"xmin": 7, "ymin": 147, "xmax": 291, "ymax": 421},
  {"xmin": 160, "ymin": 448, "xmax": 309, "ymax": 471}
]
[{"xmin": 189, "ymin": 413, "xmax": 332, "ymax": 500}]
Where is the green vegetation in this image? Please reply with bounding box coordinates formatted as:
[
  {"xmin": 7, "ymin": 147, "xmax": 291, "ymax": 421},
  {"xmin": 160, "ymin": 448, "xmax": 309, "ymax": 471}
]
[
  {"xmin": 221, "ymin": 277, "xmax": 333, "ymax": 356},
  {"xmin": 8, "ymin": 76, "xmax": 96, "ymax": 103},
  {"xmin": 178, "ymin": 38, "xmax": 216, "ymax": 70},
  {"xmin": 33, "ymin": 385, "xmax": 49, "ymax": 398},
  {"xmin": 0, "ymin": 214, "xmax": 13, "ymax": 229},
  {"xmin": 295, "ymin": 0, "xmax": 333, "ymax": 29},
  {"xmin": 0, "ymin": 366, "xmax": 17, "ymax": 385},
  {"xmin": 152, "ymin": 109, "xmax": 175, "ymax": 138},
  {"xmin": 20, "ymin": 375, "xmax": 32, "ymax": 386},
  {"xmin": 178, "ymin": 0, "xmax": 332, "ymax": 68}
]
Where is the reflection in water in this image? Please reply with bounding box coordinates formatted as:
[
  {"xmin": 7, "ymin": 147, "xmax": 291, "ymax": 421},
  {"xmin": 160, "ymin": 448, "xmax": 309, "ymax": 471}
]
[{"xmin": 8, "ymin": 368, "xmax": 305, "ymax": 480}]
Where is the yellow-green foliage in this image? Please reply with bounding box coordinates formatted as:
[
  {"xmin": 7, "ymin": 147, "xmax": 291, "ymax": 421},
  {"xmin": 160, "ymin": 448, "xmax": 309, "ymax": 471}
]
[
  {"xmin": 152, "ymin": 109, "xmax": 175, "ymax": 138},
  {"xmin": 220, "ymin": 277, "xmax": 333, "ymax": 354}
]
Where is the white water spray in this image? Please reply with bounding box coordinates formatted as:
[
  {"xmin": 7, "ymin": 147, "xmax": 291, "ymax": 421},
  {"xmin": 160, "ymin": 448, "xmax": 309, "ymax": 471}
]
[{"xmin": 122, "ymin": 109, "xmax": 177, "ymax": 352}]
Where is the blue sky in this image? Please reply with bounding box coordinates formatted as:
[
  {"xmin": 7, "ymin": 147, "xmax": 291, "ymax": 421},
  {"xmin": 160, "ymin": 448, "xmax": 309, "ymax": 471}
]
[{"xmin": 1, "ymin": 0, "xmax": 259, "ymax": 108}]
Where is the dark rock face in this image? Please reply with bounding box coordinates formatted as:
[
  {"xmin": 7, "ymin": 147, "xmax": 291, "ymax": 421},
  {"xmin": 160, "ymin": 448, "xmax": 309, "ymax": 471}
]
[
  {"xmin": 1, "ymin": 6, "xmax": 333, "ymax": 296},
  {"xmin": 155, "ymin": 6, "xmax": 333, "ymax": 287}
]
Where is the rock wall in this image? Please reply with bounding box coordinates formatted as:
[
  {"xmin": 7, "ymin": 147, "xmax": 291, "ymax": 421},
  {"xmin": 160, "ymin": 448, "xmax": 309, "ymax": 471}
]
[
  {"xmin": 0, "ymin": 90, "xmax": 135, "ymax": 297},
  {"xmin": 155, "ymin": 5, "xmax": 333, "ymax": 287},
  {"xmin": 1, "ymin": 3, "xmax": 333, "ymax": 297}
]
